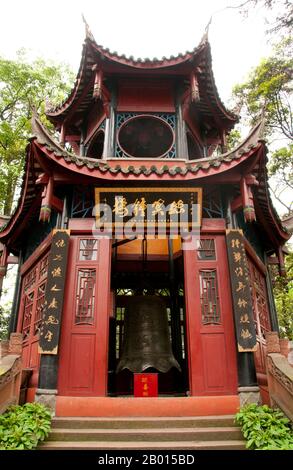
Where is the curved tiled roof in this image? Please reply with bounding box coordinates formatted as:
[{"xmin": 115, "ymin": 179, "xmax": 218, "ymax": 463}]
[
  {"xmin": 32, "ymin": 116, "xmax": 261, "ymax": 177},
  {"xmin": 0, "ymin": 144, "xmax": 43, "ymax": 243},
  {"xmin": 1, "ymin": 116, "xmax": 289, "ymax": 251},
  {"xmin": 253, "ymin": 150, "xmax": 292, "ymax": 244},
  {"xmin": 46, "ymin": 29, "xmax": 238, "ymax": 126}
]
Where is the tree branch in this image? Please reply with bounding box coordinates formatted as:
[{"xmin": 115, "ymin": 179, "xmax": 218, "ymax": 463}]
[{"xmin": 269, "ymin": 183, "xmax": 292, "ymax": 212}]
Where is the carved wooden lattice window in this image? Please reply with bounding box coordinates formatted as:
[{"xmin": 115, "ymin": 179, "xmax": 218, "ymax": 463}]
[
  {"xmin": 248, "ymin": 259, "xmax": 271, "ymax": 337},
  {"xmin": 75, "ymin": 269, "xmax": 96, "ymax": 325},
  {"xmin": 22, "ymin": 292, "xmax": 34, "ymax": 340},
  {"xmin": 79, "ymin": 239, "xmax": 99, "ymax": 261},
  {"xmin": 180, "ymin": 306, "xmax": 186, "ymax": 359},
  {"xmin": 71, "ymin": 186, "xmax": 95, "ymax": 218},
  {"xmin": 34, "ymin": 282, "xmax": 46, "ymax": 336},
  {"xmin": 202, "ymin": 190, "xmax": 224, "ymax": 219},
  {"xmin": 20, "ymin": 252, "xmax": 49, "ymax": 341},
  {"xmin": 23, "ymin": 267, "xmax": 37, "ymax": 293},
  {"xmin": 115, "ymin": 307, "xmax": 125, "ymax": 359},
  {"xmin": 39, "ymin": 254, "xmax": 49, "ymax": 279},
  {"xmin": 197, "ymin": 239, "xmax": 216, "ymax": 260},
  {"xmin": 199, "ymin": 269, "xmax": 221, "ymax": 324}
]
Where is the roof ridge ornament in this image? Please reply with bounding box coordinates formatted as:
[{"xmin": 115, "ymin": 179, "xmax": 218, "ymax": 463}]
[
  {"xmin": 44, "ymin": 97, "xmax": 54, "ymax": 114},
  {"xmin": 81, "ymin": 13, "xmax": 95, "ymax": 42},
  {"xmin": 199, "ymin": 16, "xmax": 212, "ymax": 45},
  {"xmin": 258, "ymin": 110, "xmax": 267, "ymax": 141}
]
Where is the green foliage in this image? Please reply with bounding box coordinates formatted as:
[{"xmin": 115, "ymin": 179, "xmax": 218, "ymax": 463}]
[
  {"xmin": 232, "ymin": 37, "xmax": 293, "ymax": 139},
  {"xmin": 269, "ymin": 144, "xmax": 293, "ymax": 180},
  {"xmin": 0, "ymin": 303, "xmax": 10, "ymax": 340},
  {"xmin": 235, "ymin": 403, "xmax": 293, "ymax": 450},
  {"xmin": 226, "ymin": 128, "xmax": 242, "ymax": 150},
  {"xmin": 271, "ymin": 251, "xmax": 293, "ymax": 339},
  {"xmin": 0, "ymin": 51, "xmax": 74, "ymax": 216},
  {"xmin": 268, "ymin": 145, "xmax": 293, "ymax": 213},
  {"xmin": 232, "ymin": 36, "xmax": 292, "ymax": 213},
  {"xmin": 0, "ymin": 402, "xmax": 52, "ymax": 450}
]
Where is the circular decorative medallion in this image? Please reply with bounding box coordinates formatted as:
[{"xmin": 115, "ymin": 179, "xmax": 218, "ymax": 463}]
[{"xmin": 118, "ymin": 115, "xmax": 174, "ymax": 158}]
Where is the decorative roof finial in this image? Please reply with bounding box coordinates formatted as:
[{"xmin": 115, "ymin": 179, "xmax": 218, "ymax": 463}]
[
  {"xmin": 30, "ymin": 104, "xmax": 38, "ymax": 117},
  {"xmin": 81, "ymin": 13, "xmax": 95, "ymax": 41},
  {"xmin": 44, "ymin": 97, "xmax": 54, "ymax": 114},
  {"xmin": 258, "ymin": 106, "xmax": 267, "ymax": 139},
  {"xmin": 199, "ymin": 16, "xmax": 212, "ymax": 45},
  {"xmin": 205, "ymin": 16, "xmax": 213, "ymax": 33}
]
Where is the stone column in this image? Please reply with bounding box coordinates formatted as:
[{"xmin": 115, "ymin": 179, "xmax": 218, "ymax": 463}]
[
  {"xmin": 265, "ymin": 331, "xmax": 280, "ymax": 353},
  {"xmin": 9, "ymin": 333, "xmax": 23, "ymax": 355},
  {"xmin": 237, "ymin": 352, "xmax": 260, "ymax": 406},
  {"xmin": 35, "ymin": 355, "xmax": 58, "ymax": 413}
]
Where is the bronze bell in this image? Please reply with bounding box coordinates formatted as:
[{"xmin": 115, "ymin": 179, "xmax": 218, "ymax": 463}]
[{"xmin": 116, "ymin": 295, "xmax": 181, "ymax": 373}]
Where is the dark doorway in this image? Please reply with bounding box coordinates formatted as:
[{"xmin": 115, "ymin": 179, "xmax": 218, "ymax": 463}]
[{"xmin": 107, "ymin": 239, "xmax": 188, "ymax": 396}]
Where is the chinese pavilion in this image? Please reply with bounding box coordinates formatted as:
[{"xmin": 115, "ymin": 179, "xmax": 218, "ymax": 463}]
[{"xmin": 0, "ymin": 25, "xmax": 290, "ymax": 417}]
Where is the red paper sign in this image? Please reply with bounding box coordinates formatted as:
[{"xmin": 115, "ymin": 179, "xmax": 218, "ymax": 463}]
[{"xmin": 134, "ymin": 373, "xmax": 158, "ymax": 397}]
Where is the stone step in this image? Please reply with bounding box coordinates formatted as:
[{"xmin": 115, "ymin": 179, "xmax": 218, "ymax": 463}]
[
  {"xmin": 48, "ymin": 426, "xmax": 242, "ymax": 442},
  {"xmin": 39, "ymin": 440, "xmax": 246, "ymax": 450},
  {"xmin": 52, "ymin": 415, "xmax": 237, "ymax": 429}
]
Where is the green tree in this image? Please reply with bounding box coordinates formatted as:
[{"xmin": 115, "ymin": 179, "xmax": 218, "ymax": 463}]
[
  {"xmin": 226, "ymin": 128, "xmax": 242, "ymax": 150},
  {"xmin": 0, "ymin": 51, "xmax": 74, "ymax": 215},
  {"xmin": 0, "ymin": 303, "xmax": 10, "ymax": 340},
  {"xmin": 230, "ymin": 6, "xmax": 293, "ymax": 331},
  {"xmin": 268, "ymin": 144, "xmax": 293, "ymax": 213},
  {"xmin": 232, "ymin": 38, "xmax": 292, "ymax": 139},
  {"xmin": 232, "ymin": 37, "xmax": 292, "ymax": 212},
  {"xmin": 271, "ymin": 251, "xmax": 293, "ymax": 339}
]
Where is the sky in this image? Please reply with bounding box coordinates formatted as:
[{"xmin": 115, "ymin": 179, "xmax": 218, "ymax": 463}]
[{"xmin": 0, "ymin": 0, "xmax": 275, "ymax": 104}]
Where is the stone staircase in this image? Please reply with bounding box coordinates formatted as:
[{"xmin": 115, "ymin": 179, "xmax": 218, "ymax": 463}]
[{"xmin": 39, "ymin": 415, "xmax": 246, "ymax": 450}]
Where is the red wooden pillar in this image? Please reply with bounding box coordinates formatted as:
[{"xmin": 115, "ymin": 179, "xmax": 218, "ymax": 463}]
[
  {"xmin": 183, "ymin": 243, "xmax": 198, "ymax": 396},
  {"xmin": 58, "ymin": 235, "xmax": 112, "ymax": 397},
  {"xmin": 95, "ymin": 237, "xmax": 112, "ymax": 396},
  {"xmin": 183, "ymin": 231, "xmax": 238, "ymax": 397}
]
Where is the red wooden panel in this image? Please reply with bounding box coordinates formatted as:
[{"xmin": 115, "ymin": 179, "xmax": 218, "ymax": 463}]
[
  {"xmin": 184, "ymin": 234, "xmax": 238, "ymax": 396},
  {"xmin": 17, "ymin": 249, "xmax": 49, "ymax": 389},
  {"xmin": 201, "ymin": 219, "xmax": 226, "ymax": 231},
  {"xmin": 201, "ymin": 333, "xmax": 225, "ymax": 390},
  {"xmin": 22, "ymin": 344, "xmax": 30, "ymax": 367},
  {"xmin": 247, "ymin": 256, "xmax": 271, "ymax": 384},
  {"xmin": 68, "ymin": 335, "xmax": 95, "ymax": 391},
  {"xmin": 117, "ymin": 80, "xmax": 175, "ymax": 112},
  {"xmin": 134, "ymin": 374, "xmax": 158, "ymax": 397},
  {"xmin": 29, "ymin": 340, "xmax": 40, "ymax": 369},
  {"xmin": 58, "ymin": 236, "xmax": 111, "ymax": 396}
]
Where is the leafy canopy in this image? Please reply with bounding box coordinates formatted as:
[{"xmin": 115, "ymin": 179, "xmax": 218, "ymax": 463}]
[
  {"xmin": 232, "ymin": 37, "xmax": 292, "ymax": 139},
  {"xmin": 232, "ymin": 37, "xmax": 293, "ymax": 213},
  {"xmin": 270, "ymin": 251, "xmax": 293, "ymax": 339},
  {"xmin": 0, "ymin": 51, "xmax": 74, "ymax": 215}
]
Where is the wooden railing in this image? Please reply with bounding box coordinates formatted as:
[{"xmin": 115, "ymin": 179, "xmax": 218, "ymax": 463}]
[
  {"xmin": 265, "ymin": 332, "xmax": 293, "ymax": 422},
  {"xmin": 0, "ymin": 333, "xmax": 22, "ymax": 414}
]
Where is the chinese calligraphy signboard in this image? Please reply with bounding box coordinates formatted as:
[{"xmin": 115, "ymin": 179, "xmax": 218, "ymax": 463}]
[
  {"xmin": 39, "ymin": 230, "xmax": 70, "ymax": 354},
  {"xmin": 134, "ymin": 373, "xmax": 158, "ymax": 397},
  {"xmin": 226, "ymin": 229, "xmax": 257, "ymax": 352},
  {"xmin": 95, "ymin": 187, "xmax": 202, "ymax": 231}
]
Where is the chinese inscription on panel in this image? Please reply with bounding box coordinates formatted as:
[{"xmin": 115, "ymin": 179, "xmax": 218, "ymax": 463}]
[
  {"xmin": 39, "ymin": 230, "xmax": 70, "ymax": 354},
  {"xmin": 95, "ymin": 188, "xmax": 202, "ymax": 231},
  {"xmin": 226, "ymin": 229, "xmax": 257, "ymax": 352},
  {"xmin": 134, "ymin": 373, "xmax": 158, "ymax": 397}
]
